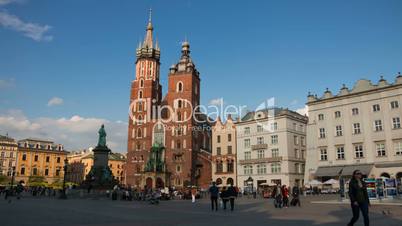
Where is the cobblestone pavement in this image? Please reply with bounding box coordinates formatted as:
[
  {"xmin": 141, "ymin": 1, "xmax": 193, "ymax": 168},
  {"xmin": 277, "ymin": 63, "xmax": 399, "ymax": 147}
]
[{"xmin": 1, "ymin": 195, "xmax": 402, "ymax": 226}]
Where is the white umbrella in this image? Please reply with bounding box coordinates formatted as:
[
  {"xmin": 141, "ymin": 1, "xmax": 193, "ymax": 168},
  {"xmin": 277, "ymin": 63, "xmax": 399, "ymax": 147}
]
[
  {"xmin": 323, "ymin": 179, "xmax": 339, "ymax": 185},
  {"xmin": 306, "ymin": 179, "xmax": 322, "ymax": 186}
]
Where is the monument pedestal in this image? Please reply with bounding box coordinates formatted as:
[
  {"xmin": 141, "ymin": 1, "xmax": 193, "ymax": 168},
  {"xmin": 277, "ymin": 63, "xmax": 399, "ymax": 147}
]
[{"xmin": 84, "ymin": 146, "xmax": 117, "ymax": 189}]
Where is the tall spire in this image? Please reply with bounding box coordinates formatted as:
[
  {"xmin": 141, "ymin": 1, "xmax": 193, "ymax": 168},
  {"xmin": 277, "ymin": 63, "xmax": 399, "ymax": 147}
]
[{"xmin": 144, "ymin": 8, "xmax": 153, "ymax": 48}]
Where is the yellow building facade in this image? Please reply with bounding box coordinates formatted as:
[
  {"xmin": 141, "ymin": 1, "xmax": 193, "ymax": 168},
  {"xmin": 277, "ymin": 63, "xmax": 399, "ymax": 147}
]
[{"xmin": 15, "ymin": 138, "xmax": 68, "ymax": 185}]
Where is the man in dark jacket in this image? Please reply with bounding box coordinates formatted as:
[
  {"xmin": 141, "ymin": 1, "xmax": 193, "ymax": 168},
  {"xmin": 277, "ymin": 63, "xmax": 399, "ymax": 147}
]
[
  {"xmin": 226, "ymin": 184, "xmax": 237, "ymax": 211},
  {"xmin": 209, "ymin": 182, "xmax": 219, "ymax": 211},
  {"xmin": 348, "ymin": 170, "xmax": 370, "ymax": 226}
]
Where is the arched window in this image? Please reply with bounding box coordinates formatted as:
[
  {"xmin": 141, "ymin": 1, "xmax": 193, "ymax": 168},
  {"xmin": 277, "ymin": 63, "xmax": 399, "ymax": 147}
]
[
  {"xmin": 137, "ymin": 115, "xmax": 143, "ymax": 124},
  {"xmin": 139, "ymin": 79, "xmax": 144, "ymax": 88},
  {"xmin": 177, "ymin": 112, "xmax": 182, "ymax": 121},
  {"xmin": 176, "ymin": 140, "xmax": 181, "ymax": 149},
  {"xmin": 178, "ymin": 100, "xmax": 182, "ymax": 108},
  {"xmin": 138, "ymin": 90, "xmax": 143, "ymax": 99},
  {"xmin": 137, "ymin": 128, "xmax": 142, "ymax": 138},
  {"xmin": 216, "ymin": 178, "xmax": 222, "ymax": 185},
  {"xmin": 176, "ymin": 81, "xmax": 183, "ymax": 92}
]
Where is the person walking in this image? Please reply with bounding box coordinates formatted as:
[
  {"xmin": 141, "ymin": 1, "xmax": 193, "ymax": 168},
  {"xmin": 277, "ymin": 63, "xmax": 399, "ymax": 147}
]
[
  {"xmin": 227, "ymin": 183, "xmax": 237, "ymax": 211},
  {"xmin": 209, "ymin": 182, "xmax": 219, "ymax": 211},
  {"xmin": 291, "ymin": 184, "xmax": 301, "ymax": 207},
  {"xmin": 273, "ymin": 184, "xmax": 282, "ymax": 208},
  {"xmin": 220, "ymin": 186, "xmax": 228, "ymax": 210},
  {"xmin": 348, "ymin": 170, "xmax": 370, "ymax": 226},
  {"xmin": 282, "ymin": 185, "xmax": 289, "ymax": 208},
  {"xmin": 191, "ymin": 186, "xmax": 197, "ymax": 203}
]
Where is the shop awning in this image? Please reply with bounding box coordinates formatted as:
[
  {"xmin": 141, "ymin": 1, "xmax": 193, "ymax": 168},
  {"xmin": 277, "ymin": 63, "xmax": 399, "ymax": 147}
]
[{"xmin": 315, "ymin": 164, "xmax": 374, "ymax": 177}]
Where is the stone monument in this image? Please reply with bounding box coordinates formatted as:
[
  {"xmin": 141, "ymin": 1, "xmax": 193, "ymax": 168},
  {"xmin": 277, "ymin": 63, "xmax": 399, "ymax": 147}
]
[{"xmin": 84, "ymin": 124, "xmax": 117, "ymax": 188}]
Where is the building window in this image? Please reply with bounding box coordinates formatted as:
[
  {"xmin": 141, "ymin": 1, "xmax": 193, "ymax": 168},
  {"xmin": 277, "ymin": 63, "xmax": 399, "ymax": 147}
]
[
  {"xmin": 244, "ymin": 139, "xmax": 250, "ymax": 148},
  {"xmin": 56, "ymin": 169, "xmax": 60, "ymax": 176},
  {"xmin": 176, "ymin": 140, "xmax": 181, "ymax": 149},
  {"xmin": 257, "ymin": 125, "xmax": 263, "ymax": 132},
  {"xmin": 354, "ymin": 144, "xmax": 364, "ymax": 158},
  {"xmin": 34, "ymin": 155, "xmax": 38, "ymax": 162},
  {"xmin": 376, "ymin": 143, "xmax": 386, "ymax": 157},
  {"xmin": 216, "ymin": 147, "xmax": 221, "ymax": 155},
  {"xmin": 271, "ymin": 135, "xmax": 278, "ymax": 144},
  {"xmin": 176, "ymin": 81, "xmax": 183, "ymax": 92},
  {"xmin": 228, "ymin": 134, "xmax": 232, "ymax": 142},
  {"xmin": 176, "ymin": 165, "xmax": 181, "ymax": 173},
  {"xmin": 271, "ymin": 163, "xmax": 281, "ymax": 173},
  {"xmin": 45, "ymin": 168, "xmax": 49, "ymax": 176},
  {"xmin": 318, "ymin": 114, "xmax": 324, "ymax": 120},
  {"xmin": 20, "ymin": 167, "xmax": 25, "ymax": 175},
  {"xmin": 294, "ymin": 136, "xmax": 299, "ymax": 145},
  {"xmin": 353, "ymin": 123, "xmax": 361, "ymax": 134},
  {"xmin": 227, "ymin": 145, "xmax": 232, "ymax": 154},
  {"xmin": 244, "ymin": 151, "xmax": 251, "ymax": 160},
  {"xmin": 319, "ymin": 128, "xmax": 326, "ymax": 138},
  {"xmin": 138, "ymin": 90, "xmax": 143, "ymax": 99},
  {"xmin": 390, "ymin": 101, "xmax": 399, "ymax": 109},
  {"xmin": 271, "ymin": 122, "xmax": 278, "ymax": 131},
  {"xmin": 299, "ymin": 125, "xmax": 304, "ymax": 132},
  {"xmin": 227, "ymin": 161, "xmax": 234, "ymax": 173},
  {"xmin": 374, "ymin": 120, "xmax": 383, "ymax": 131},
  {"xmin": 352, "ymin": 108, "xmax": 359, "ymax": 115},
  {"xmin": 335, "ymin": 111, "xmax": 341, "ymax": 118},
  {"xmin": 293, "ymin": 123, "xmax": 297, "ymax": 130},
  {"xmin": 22, "ymin": 154, "xmax": 26, "ymax": 161},
  {"xmin": 335, "ymin": 125, "xmax": 343, "ymax": 136},
  {"xmin": 271, "ymin": 148, "xmax": 279, "ymax": 157},
  {"xmin": 46, "ymin": 156, "xmax": 50, "ymax": 162},
  {"xmin": 395, "ymin": 141, "xmax": 402, "ymax": 155},
  {"xmin": 392, "ymin": 117, "xmax": 401, "ymax": 129},
  {"xmin": 244, "ymin": 165, "xmax": 253, "ymax": 175},
  {"xmin": 295, "ymin": 163, "xmax": 300, "ymax": 173},
  {"xmin": 257, "ymin": 164, "xmax": 267, "ymax": 174},
  {"xmin": 137, "ymin": 128, "xmax": 143, "ymax": 138},
  {"xmin": 244, "ymin": 127, "xmax": 250, "ymax": 135},
  {"xmin": 257, "ymin": 137, "xmax": 264, "ymax": 144},
  {"xmin": 139, "ymin": 79, "xmax": 144, "ymax": 88},
  {"xmin": 257, "ymin": 150, "xmax": 265, "ymax": 159},
  {"xmin": 301, "ymin": 136, "xmax": 306, "ymax": 146},
  {"xmin": 373, "ymin": 104, "xmax": 380, "ymax": 112},
  {"xmin": 217, "ymin": 135, "xmax": 221, "ymax": 143},
  {"xmin": 294, "ymin": 149, "xmax": 299, "ymax": 159},
  {"xmin": 337, "ymin": 146, "xmax": 345, "ymax": 160},
  {"xmin": 57, "ymin": 157, "xmax": 61, "ymax": 163},
  {"xmin": 320, "ymin": 148, "xmax": 328, "ymax": 161},
  {"xmin": 33, "ymin": 168, "xmax": 38, "ymax": 176}
]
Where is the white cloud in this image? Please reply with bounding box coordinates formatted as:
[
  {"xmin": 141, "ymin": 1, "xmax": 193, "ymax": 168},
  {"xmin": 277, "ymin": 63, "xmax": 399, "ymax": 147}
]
[
  {"xmin": 0, "ymin": 109, "xmax": 128, "ymax": 153},
  {"xmin": 47, "ymin": 97, "xmax": 63, "ymax": 106},
  {"xmin": 0, "ymin": 78, "xmax": 15, "ymax": 88},
  {"xmin": 0, "ymin": 0, "xmax": 22, "ymax": 6},
  {"xmin": 0, "ymin": 11, "xmax": 53, "ymax": 42},
  {"xmin": 295, "ymin": 105, "xmax": 309, "ymax": 116},
  {"xmin": 209, "ymin": 98, "xmax": 224, "ymax": 106}
]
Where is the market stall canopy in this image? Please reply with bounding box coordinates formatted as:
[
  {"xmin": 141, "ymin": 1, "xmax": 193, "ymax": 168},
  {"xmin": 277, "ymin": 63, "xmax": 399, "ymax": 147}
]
[
  {"xmin": 305, "ymin": 180, "xmax": 322, "ymax": 186},
  {"xmin": 323, "ymin": 179, "xmax": 339, "ymax": 185},
  {"xmin": 314, "ymin": 164, "xmax": 374, "ymax": 177}
]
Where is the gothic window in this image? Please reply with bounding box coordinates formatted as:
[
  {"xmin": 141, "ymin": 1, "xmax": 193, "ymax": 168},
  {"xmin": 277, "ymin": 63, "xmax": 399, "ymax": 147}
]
[
  {"xmin": 137, "ymin": 128, "xmax": 143, "ymax": 138},
  {"xmin": 178, "ymin": 100, "xmax": 182, "ymax": 108},
  {"xmin": 153, "ymin": 123, "xmax": 165, "ymax": 146},
  {"xmin": 176, "ymin": 81, "xmax": 183, "ymax": 92},
  {"xmin": 137, "ymin": 115, "xmax": 143, "ymax": 124},
  {"xmin": 176, "ymin": 140, "xmax": 181, "ymax": 149},
  {"xmin": 139, "ymin": 79, "xmax": 144, "ymax": 88},
  {"xmin": 138, "ymin": 90, "xmax": 143, "ymax": 99},
  {"xmin": 177, "ymin": 112, "xmax": 182, "ymax": 121}
]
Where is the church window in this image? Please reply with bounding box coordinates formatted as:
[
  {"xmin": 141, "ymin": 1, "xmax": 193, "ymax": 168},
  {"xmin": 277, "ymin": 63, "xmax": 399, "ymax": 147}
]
[{"xmin": 177, "ymin": 81, "xmax": 183, "ymax": 92}]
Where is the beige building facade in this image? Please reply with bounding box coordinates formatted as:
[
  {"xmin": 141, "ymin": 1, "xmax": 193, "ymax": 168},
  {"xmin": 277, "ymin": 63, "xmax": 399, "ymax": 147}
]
[
  {"xmin": 236, "ymin": 108, "xmax": 308, "ymax": 191},
  {"xmin": 304, "ymin": 74, "xmax": 402, "ymax": 182},
  {"xmin": 0, "ymin": 135, "xmax": 18, "ymax": 177},
  {"xmin": 212, "ymin": 116, "xmax": 237, "ymax": 186}
]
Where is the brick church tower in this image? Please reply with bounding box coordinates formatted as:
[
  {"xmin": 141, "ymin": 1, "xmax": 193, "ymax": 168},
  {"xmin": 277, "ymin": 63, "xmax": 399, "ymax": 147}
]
[
  {"xmin": 126, "ymin": 12, "xmax": 162, "ymax": 187},
  {"xmin": 125, "ymin": 12, "xmax": 212, "ymax": 189}
]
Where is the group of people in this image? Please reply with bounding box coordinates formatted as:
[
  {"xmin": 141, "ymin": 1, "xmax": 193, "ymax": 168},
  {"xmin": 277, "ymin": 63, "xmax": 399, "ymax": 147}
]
[
  {"xmin": 208, "ymin": 182, "xmax": 238, "ymax": 211},
  {"xmin": 272, "ymin": 184, "xmax": 301, "ymax": 208}
]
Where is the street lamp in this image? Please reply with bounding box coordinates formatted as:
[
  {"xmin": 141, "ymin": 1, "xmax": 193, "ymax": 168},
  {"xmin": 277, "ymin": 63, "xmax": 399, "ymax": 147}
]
[{"xmin": 59, "ymin": 158, "xmax": 69, "ymax": 199}]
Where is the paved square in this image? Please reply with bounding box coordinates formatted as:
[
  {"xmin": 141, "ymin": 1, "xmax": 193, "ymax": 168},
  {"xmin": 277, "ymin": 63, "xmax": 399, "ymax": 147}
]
[{"xmin": 1, "ymin": 196, "xmax": 402, "ymax": 226}]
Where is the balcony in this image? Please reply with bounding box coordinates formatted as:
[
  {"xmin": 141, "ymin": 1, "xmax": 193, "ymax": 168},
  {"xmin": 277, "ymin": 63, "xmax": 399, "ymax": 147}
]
[
  {"xmin": 239, "ymin": 156, "xmax": 282, "ymax": 165},
  {"xmin": 251, "ymin": 143, "xmax": 268, "ymax": 150}
]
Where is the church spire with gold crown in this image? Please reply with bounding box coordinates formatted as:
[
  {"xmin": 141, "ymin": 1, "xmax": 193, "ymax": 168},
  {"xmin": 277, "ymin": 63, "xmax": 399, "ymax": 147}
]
[{"xmin": 136, "ymin": 8, "xmax": 160, "ymax": 60}]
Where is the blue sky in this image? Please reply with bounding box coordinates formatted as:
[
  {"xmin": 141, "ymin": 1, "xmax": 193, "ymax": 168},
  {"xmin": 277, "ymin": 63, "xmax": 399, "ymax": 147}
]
[{"xmin": 1, "ymin": 0, "xmax": 402, "ymax": 152}]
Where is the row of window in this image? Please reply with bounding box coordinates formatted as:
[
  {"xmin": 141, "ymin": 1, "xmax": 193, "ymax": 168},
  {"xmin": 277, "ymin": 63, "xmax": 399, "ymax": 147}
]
[
  {"xmin": 319, "ymin": 118, "xmax": 401, "ymax": 138},
  {"xmin": 216, "ymin": 146, "xmax": 233, "ymax": 155},
  {"xmin": 216, "ymin": 133, "xmax": 232, "ymax": 143},
  {"xmin": 20, "ymin": 167, "xmax": 62, "ymax": 176},
  {"xmin": 21, "ymin": 154, "xmax": 62, "ymax": 163},
  {"xmin": 0, "ymin": 151, "xmax": 15, "ymax": 158},
  {"xmin": 215, "ymin": 161, "xmax": 235, "ymax": 173},
  {"xmin": 243, "ymin": 148, "xmax": 280, "ymax": 160},
  {"xmin": 243, "ymin": 163, "xmax": 282, "ymax": 175},
  {"xmin": 244, "ymin": 135, "xmax": 278, "ymax": 148},
  {"xmin": 317, "ymin": 101, "xmax": 399, "ymax": 121},
  {"xmin": 319, "ymin": 141, "xmax": 402, "ymax": 161}
]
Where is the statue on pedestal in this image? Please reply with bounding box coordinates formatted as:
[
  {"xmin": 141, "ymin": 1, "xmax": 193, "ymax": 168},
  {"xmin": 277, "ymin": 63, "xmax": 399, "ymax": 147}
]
[{"xmin": 97, "ymin": 124, "xmax": 107, "ymax": 148}]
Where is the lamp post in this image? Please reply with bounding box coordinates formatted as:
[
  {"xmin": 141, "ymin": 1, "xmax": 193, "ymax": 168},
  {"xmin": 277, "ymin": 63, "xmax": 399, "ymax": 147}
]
[{"xmin": 59, "ymin": 158, "xmax": 69, "ymax": 199}]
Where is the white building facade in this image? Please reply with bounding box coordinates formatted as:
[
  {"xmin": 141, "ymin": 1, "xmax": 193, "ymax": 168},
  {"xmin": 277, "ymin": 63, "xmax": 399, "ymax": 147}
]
[
  {"xmin": 236, "ymin": 108, "xmax": 308, "ymax": 192},
  {"xmin": 304, "ymin": 74, "xmax": 402, "ymax": 182}
]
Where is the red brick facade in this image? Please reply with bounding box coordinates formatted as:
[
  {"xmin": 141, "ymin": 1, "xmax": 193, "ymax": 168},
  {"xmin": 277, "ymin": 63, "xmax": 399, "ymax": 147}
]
[{"xmin": 125, "ymin": 16, "xmax": 212, "ymax": 189}]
